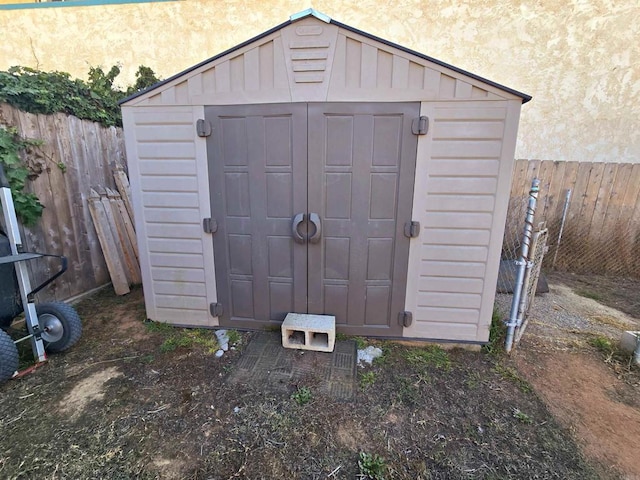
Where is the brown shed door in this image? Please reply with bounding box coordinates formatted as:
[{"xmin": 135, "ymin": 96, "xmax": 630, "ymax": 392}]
[{"xmin": 207, "ymin": 103, "xmax": 419, "ymax": 336}]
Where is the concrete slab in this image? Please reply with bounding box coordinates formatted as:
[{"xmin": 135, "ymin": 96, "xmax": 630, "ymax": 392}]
[{"xmin": 227, "ymin": 332, "xmax": 356, "ymax": 401}]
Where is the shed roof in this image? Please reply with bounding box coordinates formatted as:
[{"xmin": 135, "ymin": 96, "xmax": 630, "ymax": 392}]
[{"xmin": 120, "ymin": 9, "xmax": 531, "ymax": 106}]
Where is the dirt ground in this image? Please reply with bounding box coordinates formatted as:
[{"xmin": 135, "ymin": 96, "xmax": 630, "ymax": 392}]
[
  {"xmin": 0, "ymin": 276, "xmax": 640, "ymax": 479},
  {"xmin": 0, "ymin": 286, "xmax": 601, "ymax": 479},
  {"xmin": 503, "ymin": 274, "xmax": 640, "ymax": 480}
]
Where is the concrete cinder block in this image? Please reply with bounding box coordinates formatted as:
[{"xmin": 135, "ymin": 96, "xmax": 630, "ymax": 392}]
[
  {"xmin": 620, "ymin": 331, "xmax": 640, "ymax": 365},
  {"xmin": 281, "ymin": 313, "xmax": 336, "ymax": 352}
]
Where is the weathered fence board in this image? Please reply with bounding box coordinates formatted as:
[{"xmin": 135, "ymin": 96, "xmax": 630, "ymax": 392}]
[
  {"xmin": 0, "ymin": 103, "xmax": 126, "ymax": 301},
  {"xmin": 509, "ymin": 159, "xmax": 640, "ymax": 277}
]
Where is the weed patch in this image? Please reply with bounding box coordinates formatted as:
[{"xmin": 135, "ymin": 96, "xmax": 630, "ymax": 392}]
[
  {"xmin": 359, "ymin": 371, "xmax": 377, "ymax": 389},
  {"xmin": 145, "ymin": 321, "xmax": 175, "ymax": 335},
  {"xmin": 483, "ymin": 306, "xmax": 506, "ymax": 356},
  {"xmin": 464, "ymin": 371, "xmax": 482, "ymax": 389},
  {"xmin": 146, "ymin": 323, "xmax": 218, "ymax": 354},
  {"xmin": 395, "ymin": 377, "xmax": 421, "ymax": 406},
  {"xmin": 226, "ymin": 330, "xmax": 242, "ymax": 346},
  {"xmin": 589, "ymin": 335, "xmax": 613, "ymax": 355},
  {"xmin": 513, "ymin": 408, "xmax": 533, "ymax": 424},
  {"xmin": 493, "ymin": 363, "xmax": 532, "ymax": 393},
  {"xmin": 358, "ymin": 452, "xmax": 387, "ymax": 480},
  {"xmin": 291, "ymin": 386, "xmax": 312, "ymax": 406},
  {"xmin": 588, "ymin": 334, "xmax": 638, "ymax": 380},
  {"xmin": 403, "ymin": 346, "xmax": 450, "ymax": 371}
]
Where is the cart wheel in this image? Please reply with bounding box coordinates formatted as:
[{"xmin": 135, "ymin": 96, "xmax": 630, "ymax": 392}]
[
  {"xmin": 36, "ymin": 302, "xmax": 82, "ymax": 353},
  {"xmin": 0, "ymin": 329, "xmax": 18, "ymax": 382}
]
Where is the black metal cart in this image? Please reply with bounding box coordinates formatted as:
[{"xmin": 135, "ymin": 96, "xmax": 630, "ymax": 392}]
[{"xmin": 0, "ymin": 164, "xmax": 82, "ymax": 383}]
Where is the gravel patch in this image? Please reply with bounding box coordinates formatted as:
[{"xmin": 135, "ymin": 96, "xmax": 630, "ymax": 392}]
[{"xmin": 496, "ymin": 281, "xmax": 640, "ymax": 350}]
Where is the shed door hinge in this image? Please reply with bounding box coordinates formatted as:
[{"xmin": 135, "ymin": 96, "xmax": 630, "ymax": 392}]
[
  {"xmin": 398, "ymin": 311, "xmax": 413, "ymax": 327},
  {"xmin": 404, "ymin": 221, "xmax": 420, "ymax": 238},
  {"xmin": 411, "ymin": 116, "xmax": 429, "ymax": 135},
  {"xmin": 196, "ymin": 119, "xmax": 212, "ymax": 137},
  {"xmin": 203, "ymin": 218, "xmax": 218, "ymax": 234},
  {"xmin": 210, "ymin": 302, "xmax": 224, "ymax": 317}
]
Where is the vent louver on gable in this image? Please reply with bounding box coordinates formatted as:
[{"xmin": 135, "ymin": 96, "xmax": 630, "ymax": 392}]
[{"xmin": 289, "ymin": 25, "xmax": 331, "ymax": 84}]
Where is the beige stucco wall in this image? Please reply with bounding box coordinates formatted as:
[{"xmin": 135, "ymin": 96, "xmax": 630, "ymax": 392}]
[{"xmin": 0, "ymin": 0, "xmax": 638, "ymax": 162}]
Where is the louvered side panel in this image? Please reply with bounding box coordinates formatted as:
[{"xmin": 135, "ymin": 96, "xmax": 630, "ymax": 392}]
[
  {"xmin": 123, "ymin": 106, "xmax": 217, "ymax": 327},
  {"xmin": 328, "ymin": 29, "xmax": 513, "ymax": 102},
  {"xmin": 131, "ymin": 34, "xmax": 291, "ymax": 106},
  {"xmin": 404, "ymin": 101, "xmax": 519, "ymax": 343}
]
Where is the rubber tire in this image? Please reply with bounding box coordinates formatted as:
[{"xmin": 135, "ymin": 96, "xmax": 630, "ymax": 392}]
[
  {"xmin": 0, "ymin": 329, "xmax": 19, "ymax": 383},
  {"xmin": 36, "ymin": 302, "xmax": 82, "ymax": 353}
]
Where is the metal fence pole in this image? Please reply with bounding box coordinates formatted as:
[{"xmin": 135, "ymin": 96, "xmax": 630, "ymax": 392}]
[
  {"xmin": 551, "ymin": 188, "xmax": 571, "ymax": 270},
  {"xmin": 505, "ymin": 178, "xmax": 540, "ymax": 353}
]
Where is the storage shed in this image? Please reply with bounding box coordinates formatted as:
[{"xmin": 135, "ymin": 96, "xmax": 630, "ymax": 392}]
[{"xmin": 120, "ymin": 9, "xmax": 530, "ymax": 344}]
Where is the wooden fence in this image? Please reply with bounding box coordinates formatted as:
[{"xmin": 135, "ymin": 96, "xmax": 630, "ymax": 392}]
[
  {"xmin": 0, "ymin": 103, "xmax": 126, "ymax": 301},
  {"xmin": 508, "ymin": 159, "xmax": 640, "ymax": 277}
]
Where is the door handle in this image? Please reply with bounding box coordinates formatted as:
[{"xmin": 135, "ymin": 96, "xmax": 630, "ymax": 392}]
[
  {"xmin": 292, "ymin": 213, "xmax": 306, "ymax": 244},
  {"xmin": 308, "ymin": 213, "xmax": 322, "ymax": 244}
]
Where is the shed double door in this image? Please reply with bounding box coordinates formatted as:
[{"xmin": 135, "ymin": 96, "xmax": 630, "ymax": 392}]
[{"xmin": 207, "ymin": 103, "xmax": 419, "ymax": 336}]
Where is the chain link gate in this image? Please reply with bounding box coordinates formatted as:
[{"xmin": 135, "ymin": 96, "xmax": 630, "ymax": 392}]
[{"xmin": 513, "ymin": 227, "xmax": 549, "ymax": 347}]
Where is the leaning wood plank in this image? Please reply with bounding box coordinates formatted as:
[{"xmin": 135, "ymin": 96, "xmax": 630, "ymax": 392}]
[
  {"xmin": 88, "ymin": 189, "xmax": 130, "ymax": 295},
  {"xmin": 105, "ymin": 188, "xmax": 141, "ymax": 284},
  {"xmin": 99, "ymin": 188, "xmax": 134, "ymax": 285},
  {"xmin": 113, "ymin": 190, "xmax": 139, "ymax": 261},
  {"xmin": 114, "ymin": 168, "xmax": 134, "ymax": 222}
]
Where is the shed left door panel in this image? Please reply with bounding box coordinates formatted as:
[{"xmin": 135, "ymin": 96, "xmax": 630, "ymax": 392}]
[{"xmin": 206, "ymin": 105, "xmax": 308, "ymax": 328}]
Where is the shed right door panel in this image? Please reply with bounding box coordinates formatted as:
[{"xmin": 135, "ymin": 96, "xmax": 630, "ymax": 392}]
[{"xmin": 307, "ymin": 103, "xmax": 419, "ymax": 336}]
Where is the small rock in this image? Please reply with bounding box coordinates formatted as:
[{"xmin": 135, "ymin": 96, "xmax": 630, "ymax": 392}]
[
  {"xmin": 215, "ymin": 330, "xmax": 230, "ymax": 351},
  {"xmin": 357, "ymin": 346, "xmax": 383, "ymax": 366},
  {"xmin": 215, "ymin": 350, "xmax": 224, "ymax": 358}
]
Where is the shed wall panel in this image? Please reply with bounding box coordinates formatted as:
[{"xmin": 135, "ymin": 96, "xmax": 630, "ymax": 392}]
[
  {"xmin": 123, "ymin": 105, "xmax": 217, "ymax": 327},
  {"xmin": 404, "ymin": 100, "xmax": 519, "ymax": 343}
]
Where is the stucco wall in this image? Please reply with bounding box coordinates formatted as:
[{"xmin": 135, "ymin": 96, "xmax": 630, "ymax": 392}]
[{"xmin": 0, "ymin": 0, "xmax": 638, "ymax": 162}]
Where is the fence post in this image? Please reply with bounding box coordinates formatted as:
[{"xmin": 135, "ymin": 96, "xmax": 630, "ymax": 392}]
[
  {"xmin": 551, "ymin": 188, "xmax": 571, "ymax": 270},
  {"xmin": 505, "ymin": 178, "xmax": 540, "ymax": 353}
]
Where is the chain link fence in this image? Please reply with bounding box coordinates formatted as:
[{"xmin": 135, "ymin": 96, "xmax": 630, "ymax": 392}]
[
  {"xmin": 503, "ymin": 161, "xmax": 640, "ymax": 280},
  {"xmin": 503, "ymin": 194, "xmax": 640, "ymax": 279}
]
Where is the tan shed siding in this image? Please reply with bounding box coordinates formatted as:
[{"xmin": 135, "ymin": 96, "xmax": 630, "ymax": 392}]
[
  {"xmin": 125, "ymin": 17, "xmax": 521, "ymax": 108},
  {"xmin": 404, "ymin": 101, "xmax": 515, "ymax": 342},
  {"xmin": 327, "ymin": 28, "xmax": 512, "ymax": 103},
  {"xmin": 476, "ymin": 99, "xmax": 523, "ymax": 341},
  {"xmin": 132, "ymin": 32, "xmax": 292, "ymax": 107},
  {"xmin": 123, "ymin": 105, "xmax": 217, "ymax": 327}
]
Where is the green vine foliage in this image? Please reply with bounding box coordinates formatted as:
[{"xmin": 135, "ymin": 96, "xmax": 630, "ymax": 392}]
[
  {"xmin": 0, "ymin": 127, "xmax": 43, "ymax": 226},
  {"xmin": 0, "ymin": 65, "xmax": 160, "ymax": 128},
  {"xmin": 0, "ymin": 65, "xmax": 160, "ymax": 225}
]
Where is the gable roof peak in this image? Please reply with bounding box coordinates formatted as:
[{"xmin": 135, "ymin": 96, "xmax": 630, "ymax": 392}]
[{"xmin": 290, "ymin": 8, "xmax": 331, "ymax": 23}]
